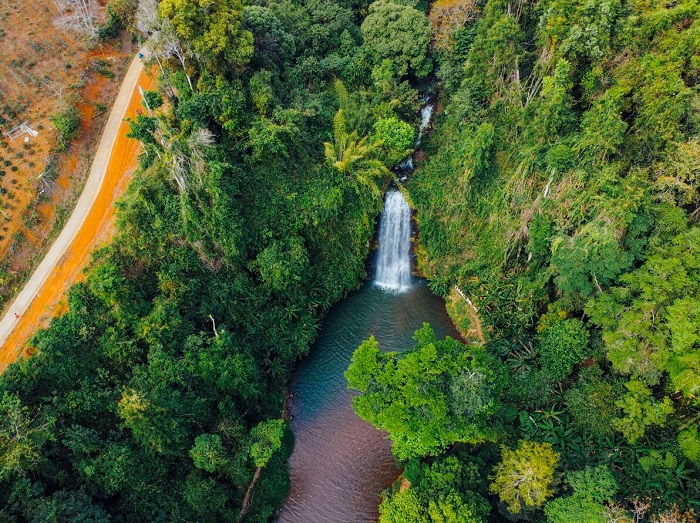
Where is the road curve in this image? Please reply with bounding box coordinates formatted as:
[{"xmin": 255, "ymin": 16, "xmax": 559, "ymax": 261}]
[{"xmin": 0, "ymin": 54, "xmax": 145, "ymax": 361}]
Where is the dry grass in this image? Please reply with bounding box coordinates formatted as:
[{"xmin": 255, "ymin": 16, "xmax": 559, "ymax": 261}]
[{"xmin": 445, "ymin": 286, "xmax": 486, "ymax": 345}]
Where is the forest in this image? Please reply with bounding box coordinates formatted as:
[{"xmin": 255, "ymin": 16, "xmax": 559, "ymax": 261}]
[{"xmin": 1, "ymin": 0, "xmax": 699, "ymax": 521}]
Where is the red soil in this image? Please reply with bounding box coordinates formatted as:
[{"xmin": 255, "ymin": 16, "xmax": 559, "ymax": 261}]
[{"xmin": 0, "ymin": 70, "xmax": 152, "ymax": 369}]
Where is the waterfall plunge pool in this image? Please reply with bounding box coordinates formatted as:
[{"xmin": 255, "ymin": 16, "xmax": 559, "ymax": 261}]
[
  {"xmin": 277, "ymin": 190, "xmax": 458, "ymax": 522},
  {"xmin": 276, "ymin": 281, "xmax": 459, "ymax": 523}
]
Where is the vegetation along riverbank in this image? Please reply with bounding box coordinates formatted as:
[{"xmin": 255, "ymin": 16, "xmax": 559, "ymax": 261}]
[{"xmin": 1, "ymin": 0, "xmax": 700, "ymax": 521}]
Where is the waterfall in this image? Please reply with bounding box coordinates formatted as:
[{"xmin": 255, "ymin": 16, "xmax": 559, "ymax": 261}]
[
  {"xmin": 375, "ymin": 190, "xmax": 412, "ymax": 292},
  {"xmin": 415, "ymin": 102, "xmax": 434, "ymax": 147},
  {"xmin": 396, "ymin": 99, "xmax": 434, "ymax": 174}
]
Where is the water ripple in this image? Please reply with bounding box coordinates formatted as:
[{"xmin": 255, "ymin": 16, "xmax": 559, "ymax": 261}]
[{"xmin": 276, "ymin": 281, "xmax": 459, "ymax": 523}]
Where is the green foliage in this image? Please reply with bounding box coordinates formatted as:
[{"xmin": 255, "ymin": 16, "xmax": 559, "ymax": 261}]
[
  {"xmin": 142, "ymin": 90, "xmax": 163, "ymax": 111},
  {"xmin": 0, "ymin": 392, "xmax": 55, "ymax": 481},
  {"xmin": 373, "ymin": 116, "xmax": 415, "ymax": 166},
  {"xmin": 126, "ymin": 114, "xmax": 159, "ymax": 145},
  {"xmin": 324, "ymin": 109, "xmax": 388, "ymax": 197},
  {"xmin": 538, "ymin": 318, "xmax": 591, "ymax": 381},
  {"xmin": 189, "ymin": 434, "xmax": 227, "ymax": 473},
  {"xmin": 277, "ymin": 0, "xmax": 355, "ymax": 59},
  {"xmin": 98, "ymin": 3, "xmax": 126, "ymax": 41},
  {"xmin": 361, "ymin": 0, "xmax": 432, "ymax": 79},
  {"xmin": 678, "ymin": 426, "xmax": 700, "ymax": 464},
  {"xmin": 346, "ymin": 324, "xmax": 502, "ymax": 460},
  {"xmin": 250, "ymin": 419, "xmax": 285, "ymax": 468},
  {"xmin": 183, "ymin": 472, "xmax": 230, "ymax": 519},
  {"xmin": 380, "ymin": 455, "xmax": 490, "ymax": 523},
  {"xmin": 249, "ymin": 70, "xmax": 274, "ymax": 116},
  {"xmin": 29, "ymin": 489, "xmax": 111, "ymax": 523},
  {"xmin": 550, "ymin": 220, "xmax": 634, "ymax": 297},
  {"xmin": 565, "ymin": 465, "xmax": 618, "ymax": 503},
  {"xmin": 105, "ymin": 0, "xmax": 138, "ymax": 31},
  {"xmin": 613, "ymin": 380, "xmax": 674, "ymax": 444},
  {"xmin": 544, "ymin": 496, "xmax": 606, "ymax": 523},
  {"xmin": 158, "ymin": 0, "xmax": 253, "ymax": 72},
  {"xmin": 50, "ymin": 104, "xmax": 81, "ymax": 151},
  {"xmin": 489, "ymin": 440, "xmax": 560, "ymax": 514},
  {"xmin": 253, "ymin": 237, "xmax": 309, "ymax": 292},
  {"xmin": 380, "ymin": 488, "xmax": 427, "ymax": 523},
  {"xmin": 243, "ymin": 5, "xmax": 296, "ymax": 67},
  {"xmin": 587, "ymin": 227, "xmax": 700, "ymax": 386},
  {"xmin": 564, "ymin": 367, "xmax": 617, "ymax": 438},
  {"xmin": 526, "ymin": 59, "xmax": 575, "ymax": 142}
]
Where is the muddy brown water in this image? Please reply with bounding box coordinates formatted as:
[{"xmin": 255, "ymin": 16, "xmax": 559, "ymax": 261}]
[{"xmin": 276, "ymin": 280, "xmax": 459, "ymax": 522}]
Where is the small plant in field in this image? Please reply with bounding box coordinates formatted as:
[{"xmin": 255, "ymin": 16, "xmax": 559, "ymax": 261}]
[
  {"xmin": 91, "ymin": 58, "xmax": 115, "ymax": 79},
  {"xmin": 50, "ymin": 104, "xmax": 81, "ymax": 151}
]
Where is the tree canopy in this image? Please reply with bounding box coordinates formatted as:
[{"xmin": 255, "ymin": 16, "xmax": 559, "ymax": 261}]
[{"xmin": 346, "ymin": 324, "xmax": 502, "ymax": 460}]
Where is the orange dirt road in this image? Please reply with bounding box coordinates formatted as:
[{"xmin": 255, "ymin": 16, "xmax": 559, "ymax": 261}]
[{"xmin": 0, "ymin": 57, "xmax": 152, "ymax": 372}]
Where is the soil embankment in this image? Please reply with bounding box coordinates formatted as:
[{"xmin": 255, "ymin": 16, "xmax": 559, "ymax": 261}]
[{"xmin": 0, "ymin": 59, "xmax": 151, "ymax": 370}]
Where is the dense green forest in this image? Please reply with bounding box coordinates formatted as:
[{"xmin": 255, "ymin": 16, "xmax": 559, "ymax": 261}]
[
  {"xmin": 1, "ymin": 0, "xmax": 700, "ymax": 521},
  {"xmin": 0, "ymin": 0, "xmax": 425, "ymax": 519},
  {"xmin": 346, "ymin": 0, "xmax": 700, "ymax": 521}
]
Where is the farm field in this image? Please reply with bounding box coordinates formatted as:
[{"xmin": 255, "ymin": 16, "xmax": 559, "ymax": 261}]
[
  {"xmin": 0, "ymin": 0, "xmax": 134, "ymax": 314},
  {"xmin": 0, "ymin": 64, "xmax": 150, "ymax": 369}
]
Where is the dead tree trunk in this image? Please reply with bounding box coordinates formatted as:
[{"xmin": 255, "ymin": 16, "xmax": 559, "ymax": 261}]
[{"xmin": 238, "ymin": 466, "xmax": 262, "ymax": 522}]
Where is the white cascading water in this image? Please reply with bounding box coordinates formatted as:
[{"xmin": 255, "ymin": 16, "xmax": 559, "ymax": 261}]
[
  {"xmin": 397, "ymin": 101, "xmax": 434, "ymax": 171},
  {"xmin": 415, "ymin": 102, "xmax": 434, "ymax": 147},
  {"xmin": 375, "ymin": 190, "xmax": 412, "ymax": 292}
]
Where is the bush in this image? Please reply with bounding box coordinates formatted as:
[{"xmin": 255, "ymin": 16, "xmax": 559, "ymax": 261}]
[
  {"xmin": 538, "ymin": 319, "xmax": 590, "ymax": 381},
  {"xmin": 373, "ymin": 116, "xmax": 415, "ymax": 166},
  {"xmin": 489, "ymin": 440, "xmax": 560, "ymax": 514},
  {"xmin": 50, "ymin": 105, "xmax": 81, "ymax": 151},
  {"xmin": 98, "ymin": 4, "xmax": 125, "ymax": 41}
]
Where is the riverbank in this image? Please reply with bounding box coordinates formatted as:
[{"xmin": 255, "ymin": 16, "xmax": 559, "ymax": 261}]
[{"xmin": 277, "ymin": 278, "xmax": 459, "ymax": 521}]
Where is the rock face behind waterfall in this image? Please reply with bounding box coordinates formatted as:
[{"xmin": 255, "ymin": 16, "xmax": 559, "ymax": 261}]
[{"xmin": 375, "ymin": 190, "xmax": 412, "ymax": 292}]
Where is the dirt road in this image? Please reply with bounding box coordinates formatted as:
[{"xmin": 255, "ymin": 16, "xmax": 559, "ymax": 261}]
[{"xmin": 0, "ymin": 55, "xmax": 152, "ymax": 370}]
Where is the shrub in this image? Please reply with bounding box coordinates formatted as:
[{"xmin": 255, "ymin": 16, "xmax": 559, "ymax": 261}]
[
  {"xmin": 538, "ymin": 318, "xmax": 590, "ymax": 381},
  {"xmin": 50, "ymin": 105, "xmax": 81, "ymax": 151}
]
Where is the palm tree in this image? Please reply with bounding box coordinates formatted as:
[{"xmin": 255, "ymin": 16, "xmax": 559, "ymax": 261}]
[{"xmin": 324, "ymin": 109, "xmax": 388, "ymax": 198}]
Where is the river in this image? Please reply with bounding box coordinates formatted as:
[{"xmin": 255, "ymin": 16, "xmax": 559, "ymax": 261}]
[{"xmin": 277, "ymin": 189, "xmax": 458, "ymax": 522}]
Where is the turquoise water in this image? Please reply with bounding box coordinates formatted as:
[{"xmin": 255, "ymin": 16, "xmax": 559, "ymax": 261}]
[{"xmin": 277, "ymin": 280, "xmax": 459, "ymax": 522}]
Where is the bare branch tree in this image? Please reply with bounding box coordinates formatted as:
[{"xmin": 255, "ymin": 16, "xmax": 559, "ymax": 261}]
[
  {"xmin": 137, "ymin": 0, "xmax": 180, "ymax": 92},
  {"xmin": 135, "ymin": 0, "xmax": 159, "ymax": 34},
  {"xmin": 36, "ymin": 155, "xmax": 59, "ymax": 195},
  {"xmin": 42, "ymin": 76, "xmax": 65, "ymax": 99},
  {"xmin": 53, "ymin": 0, "xmax": 99, "ymax": 37},
  {"xmin": 160, "ymin": 30, "xmax": 195, "ymax": 91},
  {"xmin": 187, "ymin": 127, "xmax": 214, "ymax": 186},
  {"xmin": 164, "ymin": 127, "xmax": 215, "ymax": 194}
]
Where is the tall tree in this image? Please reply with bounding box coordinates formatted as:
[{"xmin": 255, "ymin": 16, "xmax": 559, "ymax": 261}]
[
  {"xmin": 346, "ymin": 324, "xmax": 502, "ymax": 461},
  {"xmin": 361, "ymin": 0, "xmax": 433, "ymax": 79},
  {"xmin": 158, "ymin": 0, "xmax": 253, "ymax": 73},
  {"xmin": 489, "ymin": 440, "xmax": 560, "ymax": 515}
]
